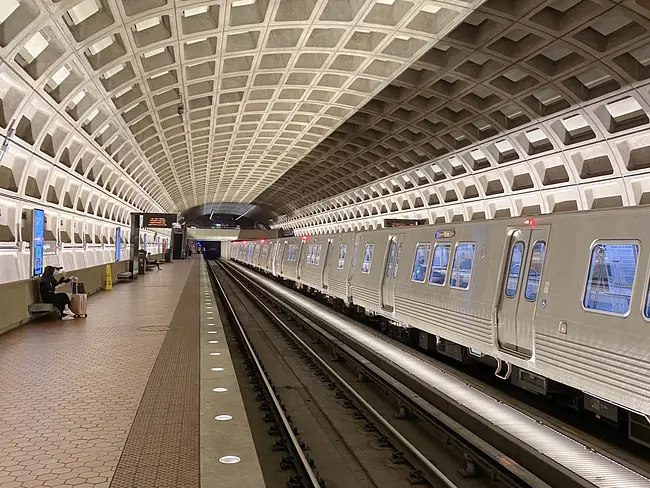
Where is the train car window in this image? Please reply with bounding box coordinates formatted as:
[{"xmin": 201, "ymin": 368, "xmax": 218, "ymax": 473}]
[
  {"xmin": 525, "ymin": 242, "xmax": 546, "ymax": 301},
  {"xmin": 337, "ymin": 244, "xmax": 347, "ymax": 269},
  {"xmin": 361, "ymin": 244, "xmax": 374, "ymax": 274},
  {"xmin": 584, "ymin": 242, "xmax": 638, "ymax": 315},
  {"xmin": 645, "ymin": 280, "xmax": 650, "ymax": 319},
  {"xmin": 505, "ymin": 242, "xmax": 525, "ymax": 297},
  {"xmin": 411, "ymin": 243, "xmax": 431, "ymax": 282},
  {"xmin": 385, "ymin": 242, "xmax": 397, "ymax": 277},
  {"xmin": 394, "ymin": 244, "xmax": 402, "ymax": 278},
  {"xmin": 449, "ymin": 243, "xmax": 476, "ymax": 290},
  {"xmin": 315, "ymin": 244, "xmax": 322, "ymax": 265},
  {"xmin": 429, "ymin": 243, "xmax": 451, "ymax": 285},
  {"xmin": 307, "ymin": 244, "xmax": 313, "ymax": 264}
]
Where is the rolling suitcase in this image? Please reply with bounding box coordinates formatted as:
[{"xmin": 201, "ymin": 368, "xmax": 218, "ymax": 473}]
[{"xmin": 70, "ymin": 278, "xmax": 88, "ymax": 317}]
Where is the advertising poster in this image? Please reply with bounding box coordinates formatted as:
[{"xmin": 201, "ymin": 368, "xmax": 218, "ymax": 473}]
[
  {"xmin": 116, "ymin": 227, "xmax": 121, "ymax": 261},
  {"xmin": 32, "ymin": 209, "xmax": 44, "ymax": 277}
]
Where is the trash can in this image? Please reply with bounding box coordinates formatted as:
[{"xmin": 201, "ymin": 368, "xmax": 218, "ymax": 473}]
[
  {"xmin": 165, "ymin": 249, "xmax": 172, "ymax": 262},
  {"xmin": 138, "ymin": 255, "xmax": 146, "ymax": 274}
]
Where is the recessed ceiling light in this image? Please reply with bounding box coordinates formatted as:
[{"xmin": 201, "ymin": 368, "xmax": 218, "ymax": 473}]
[
  {"xmin": 143, "ymin": 46, "xmax": 166, "ymax": 58},
  {"xmin": 0, "ymin": 0, "xmax": 20, "ymax": 24},
  {"xmin": 183, "ymin": 6, "xmax": 208, "ymax": 17},
  {"xmin": 215, "ymin": 415, "xmax": 232, "ymax": 421},
  {"xmin": 211, "ymin": 367, "xmax": 224, "ymax": 371},
  {"xmin": 67, "ymin": 0, "xmax": 100, "ymax": 25},
  {"xmin": 135, "ymin": 17, "xmax": 161, "ymax": 32},
  {"xmin": 219, "ymin": 455, "xmax": 241, "ymax": 464},
  {"xmin": 208, "ymin": 340, "xmax": 218, "ymax": 344},
  {"xmin": 213, "ymin": 387, "xmax": 228, "ymax": 392},
  {"xmin": 209, "ymin": 352, "xmax": 221, "ymax": 356},
  {"xmin": 208, "ymin": 331, "xmax": 217, "ymax": 334},
  {"xmin": 22, "ymin": 31, "xmax": 49, "ymax": 63}
]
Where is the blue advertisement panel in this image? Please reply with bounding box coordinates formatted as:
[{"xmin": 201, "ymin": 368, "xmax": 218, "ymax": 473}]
[
  {"xmin": 116, "ymin": 227, "xmax": 121, "ymax": 261},
  {"xmin": 32, "ymin": 209, "xmax": 45, "ymax": 277}
]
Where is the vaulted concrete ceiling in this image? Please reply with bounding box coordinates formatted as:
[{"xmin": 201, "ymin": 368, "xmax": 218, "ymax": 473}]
[
  {"xmin": 0, "ymin": 0, "xmax": 482, "ymax": 215},
  {"xmin": 256, "ymin": 0, "xmax": 650, "ymax": 226}
]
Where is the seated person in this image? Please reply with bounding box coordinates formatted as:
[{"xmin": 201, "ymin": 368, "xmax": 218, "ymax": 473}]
[
  {"xmin": 147, "ymin": 252, "xmax": 161, "ymax": 270},
  {"xmin": 39, "ymin": 266, "xmax": 72, "ymax": 318}
]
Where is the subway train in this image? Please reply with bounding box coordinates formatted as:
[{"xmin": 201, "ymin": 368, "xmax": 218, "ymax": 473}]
[{"xmin": 230, "ymin": 207, "xmax": 650, "ymax": 448}]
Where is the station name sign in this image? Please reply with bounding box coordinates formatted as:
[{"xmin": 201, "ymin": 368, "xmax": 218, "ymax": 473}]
[
  {"xmin": 384, "ymin": 218, "xmax": 428, "ymax": 228},
  {"xmin": 142, "ymin": 213, "xmax": 177, "ymax": 228}
]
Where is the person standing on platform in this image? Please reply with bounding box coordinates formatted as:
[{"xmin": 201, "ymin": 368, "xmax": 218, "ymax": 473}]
[{"xmin": 40, "ymin": 266, "xmax": 72, "ymax": 318}]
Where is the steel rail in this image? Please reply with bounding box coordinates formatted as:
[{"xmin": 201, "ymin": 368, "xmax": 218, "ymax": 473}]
[
  {"xmin": 207, "ymin": 261, "xmax": 323, "ymax": 488},
  {"xmin": 215, "ymin": 259, "xmax": 458, "ymax": 488}
]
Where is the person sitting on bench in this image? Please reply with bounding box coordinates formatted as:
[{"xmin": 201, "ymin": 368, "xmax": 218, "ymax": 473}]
[
  {"xmin": 40, "ymin": 266, "xmax": 72, "ymax": 318},
  {"xmin": 147, "ymin": 252, "xmax": 161, "ymax": 270}
]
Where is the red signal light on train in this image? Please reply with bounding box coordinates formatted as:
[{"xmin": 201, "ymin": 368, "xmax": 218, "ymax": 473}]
[
  {"xmin": 301, "ymin": 235, "xmax": 308, "ymax": 241},
  {"xmin": 260, "ymin": 239, "xmax": 265, "ymax": 243},
  {"xmin": 523, "ymin": 218, "xmax": 536, "ymax": 227}
]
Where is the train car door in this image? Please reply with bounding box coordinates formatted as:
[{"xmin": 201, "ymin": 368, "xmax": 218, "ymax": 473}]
[
  {"xmin": 495, "ymin": 225, "xmax": 549, "ymax": 358},
  {"xmin": 278, "ymin": 241, "xmax": 287, "ymax": 275},
  {"xmin": 380, "ymin": 234, "xmax": 404, "ymax": 312},
  {"xmin": 321, "ymin": 238, "xmax": 334, "ymax": 290},
  {"xmin": 297, "ymin": 240, "xmax": 306, "ymax": 280}
]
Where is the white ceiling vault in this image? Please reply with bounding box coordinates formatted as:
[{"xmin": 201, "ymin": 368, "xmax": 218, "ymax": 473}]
[
  {"xmin": 260, "ymin": 0, "xmax": 650, "ymax": 233},
  {"xmin": 0, "ymin": 0, "xmax": 483, "ymax": 215}
]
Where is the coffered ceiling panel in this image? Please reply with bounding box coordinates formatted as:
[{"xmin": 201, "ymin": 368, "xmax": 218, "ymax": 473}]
[{"xmin": 0, "ymin": 0, "xmax": 482, "ymax": 213}]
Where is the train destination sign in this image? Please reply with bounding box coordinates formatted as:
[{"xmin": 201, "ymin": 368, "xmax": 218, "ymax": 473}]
[
  {"xmin": 142, "ymin": 213, "xmax": 177, "ymax": 228},
  {"xmin": 384, "ymin": 218, "xmax": 428, "ymax": 228}
]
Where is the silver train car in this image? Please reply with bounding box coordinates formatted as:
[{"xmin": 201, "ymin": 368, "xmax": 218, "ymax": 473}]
[{"xmin": 230, "ymin": 207, "xmax": 650, "ymax": 447}]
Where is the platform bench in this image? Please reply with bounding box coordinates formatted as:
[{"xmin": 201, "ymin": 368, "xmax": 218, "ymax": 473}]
[{"xmin": 28, "ymin": 303, "xmax": 60, "ymax": 318}]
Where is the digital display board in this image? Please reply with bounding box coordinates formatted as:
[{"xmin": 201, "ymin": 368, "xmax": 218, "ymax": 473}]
[
  {"xmin": 384, "ymin": 218, "xmax": 428, "ymax": 228},
  {"xmin": 116, "ymin": 227, "xmax": 121, "ymax": 261},
  {"xmin": 32, "ymin": 209, "xmax": 44, "ymax": 277},
  {"xmin": 142, "ymin": 213, "xmax": 177, "ymax": 228},
  {"xmin": 435, "ymin": 230, "xmax": 455, "ymax": 239}
]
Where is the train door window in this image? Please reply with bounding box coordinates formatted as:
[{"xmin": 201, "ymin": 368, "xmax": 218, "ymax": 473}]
[
  {"xmin": 505, "ymin": 242, "xmax": 525, "ymax": 297},
  {"xmin": 411, "ymin": 243, "xmax": 431, "ymax": 282},
  {"xmin": 307, "ymin": 244, "xmax": 313, "ymax": 264},
  {"xmin": 385, "ymin": 241, "xmax": 396, "ymax": 277},
  {"xmin": 337, "ymin": 244, "xmax": 347, "ymax": 269},
  {"xmin": 315, "ymin": 244, "xmax": 322, "ymax": 265},
  {"xmin": 429, "ymin": 243, "xmax": 451, "ymax": 285},
  {"xmin": 361, "ymin": 244, "xmax": 374, "ymax": 274},
  {"xmin": 393, "ymin": 244, "xmax": 402, "ymax": 278},
  {"xmin": 584, "ymin": 242, "xmax": 639, "ymax": 315},
  {"xmin": 449, "ymin": 243, "xmax": 476, "ymax": 290},
  {"xmin": 645, "ymin": 280, "xmax": 650, "ymax": 319},
  {"xmin": 525, "ymin": 242, "xmax": 546, "ymax": 301}
]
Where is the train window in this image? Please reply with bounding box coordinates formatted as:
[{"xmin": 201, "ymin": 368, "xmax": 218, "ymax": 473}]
[
  {"xmin": 429, "ymin": 243, "xmax": 451, "ymax": 285},
  {"xmin": 307, "ymin": 244, "xmax": 313, "ymax": 264},
  {"xmin": 525, "ymin": 241, "xmax": 546, "ymax": 301},
  {"xmin": 584, "ymin": 242, "xmax": 639, "ymax": 315},
  {"xmin": 505, "ymin": 242, "xmax": 525, "ymax": 297},
  {"xmin": 361, "ymin": 244, "xmax": 374, "ymax": 274},
  {"xmin": 385, "ymin": 242, "xmax": 397, "ymax": 277},
  {"xmin": 449, "ymin": 243, "xmax": 476, "ymax": 290},
  {"xmin": 315, "ymin": 244, "xmax": 322, "ymax": 265},
  {"xmin": 394, "ymin": 243, "xmax": 402, "ymax": 278},
  {"xmin": 411, "ymin": 243, "xmax": 431, "ymax": 282},
  {"xmin": 337, "ymin": 244, "xmax": 347, "ymax": 269},
  {"xmin": 645, "ymin": 281, "xmax": 650, "ymax": 319}
]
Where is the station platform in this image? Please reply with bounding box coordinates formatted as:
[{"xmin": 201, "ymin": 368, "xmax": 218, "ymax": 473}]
[{"xmin": 0, "ymin": 259, "xmax": 264, "ymax": 488}]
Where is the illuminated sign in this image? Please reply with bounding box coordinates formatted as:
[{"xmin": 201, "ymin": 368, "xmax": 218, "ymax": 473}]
[
  {"xmin": 384, "ymin": 218, "xmax": 428, "ymax": 228},
  {"xmin": 435, "ymin": 230, "xmax": 455, "ymax": 239},
  {"xmin": 32, "ymin": 209, "xmax": 44, "ymax": 277},
  {"xmin": 142, "ymin": 213, "xmax": 177, "ymax": 228},
  {"xmin": 116, "ymin": 227, "xmax": 121, "ymax": 261}
]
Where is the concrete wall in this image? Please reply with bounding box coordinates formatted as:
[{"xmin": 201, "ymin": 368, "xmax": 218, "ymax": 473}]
[{"xmin": 0, "ymin": 253, "xmax": 165, "ymax": 337}]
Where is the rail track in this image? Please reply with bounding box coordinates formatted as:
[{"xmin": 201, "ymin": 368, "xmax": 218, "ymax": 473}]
[{"xmin": 207, "ymin": 258, "xmax": 556, "ymax": 488}]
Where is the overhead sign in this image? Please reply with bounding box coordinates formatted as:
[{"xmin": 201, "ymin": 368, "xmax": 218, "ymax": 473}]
[
  {"xmin": 116, "ymin": 227, "xmax": 121, "ymax": 261},
  {"xmin": 384, "ymin": 218, "xmax": 428, "ymax": 228},
  {"xmin": 142, "ymin": 213, "xmax": 177, "ymax": 228},
  {"xmin": 32, "ymin": 208, "xmax": 44, "ymax": 277},
  {"xmin": 435, "ymin": 230, "xmax": 455, "ymax": 239}
]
